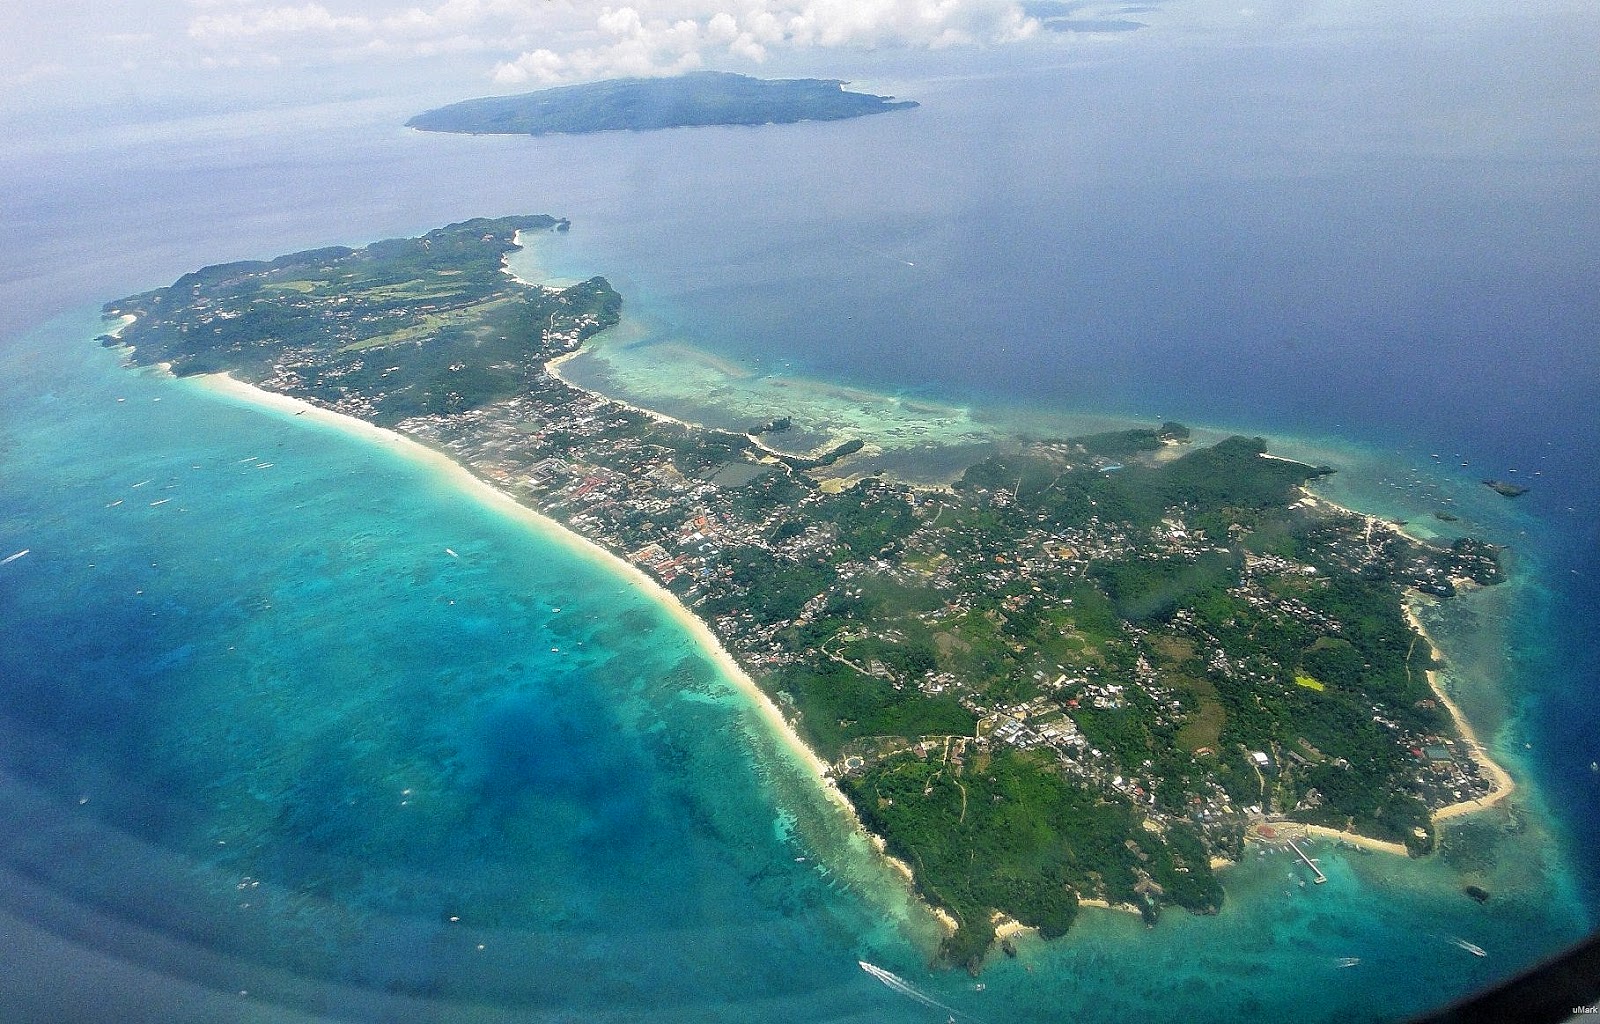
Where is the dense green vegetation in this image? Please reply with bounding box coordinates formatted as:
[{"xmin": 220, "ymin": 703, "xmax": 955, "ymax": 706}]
[
  {"xmin": 105, "ymin": 217, "xmax": 620, "ymax": 426},
  {"xmin": 777, "ymin": 660, "xmax": 975, "ymax": 762},
  {"xmin": 849, "ymin": 747, "xmax": 1220, "ymax": 971},
  {"xmin": 407, "ymin": 72, "xmax": 917, "ymax": 136},
  {"xmin": 107, "ymin": 218, "xmax": 1502, "ymax": 971}
]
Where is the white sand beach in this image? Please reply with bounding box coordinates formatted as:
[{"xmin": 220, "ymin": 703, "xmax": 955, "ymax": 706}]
[
  {"xmin": 189, "ymin": 371, "xmax": 855, "ymax": 813},
  {"xmin": 1404, "ymin": 601, "xmax": 1517, "ymax": 821}
]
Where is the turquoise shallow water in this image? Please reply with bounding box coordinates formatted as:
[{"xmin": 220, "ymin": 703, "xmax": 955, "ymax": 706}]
[
  {"xmin": 0, "ymin": 312, "xmax": 936, "ymax": 1022},
  {"xmin": 3, "ymin": 22, "xmax": 1598, "ymax": 1013},
  {"xmin": 514, "ymin": 211, "xmax": 1600, "ymax": 1021},
  {"xmin": 0, "ymin": 310, "xmax": 1588, "ymax": 1022}
]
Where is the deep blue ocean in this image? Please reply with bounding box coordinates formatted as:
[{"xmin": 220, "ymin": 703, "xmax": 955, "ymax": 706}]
[{"xmin": 2, "ymin": 18, "xmax": 1598, "ymax": 1022}]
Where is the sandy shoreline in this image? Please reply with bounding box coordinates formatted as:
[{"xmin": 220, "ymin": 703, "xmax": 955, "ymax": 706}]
[
  {"xmin": 503, "ymin": 229, "xmax": 583, "ymax": 292},
  {"xmin": 1290, "ymin": 488, "xmax": 1516, "ymax": 829},
  {"xmin": 186, "ymin": 371, "xmax": 860, "ymax": 827},
  {"xmin": 1236, "ymin": 597, "xmax": 1517, "ymax": 861},
  {"xmin": 1301, "ymin": 825, "xmax": 1409, "ymax": 857},
  {"xmin": 506, "ymin": 234, "xmax": 820, "ymax": 457},
  {"xmin": 173, "ymin": 364, "xmax": 969, "ymax": 944},
  {"xmin": 545, "ymin": 350, "xmax": 703, "ymax": 434},
  {"xmin": 1403, "ymin": 600, "xmax": 1517, "ymax": 821},
  {"xmin": 165, "ymin": 343, "xmax": 1514, "ymax": 941},
  {"xmin": 516, "ymin": 281, "xmax": 1521, "ymax": 847},
  {"xmin": 546, "ymin": 349, "xmax": 880, "ymax": 474}
]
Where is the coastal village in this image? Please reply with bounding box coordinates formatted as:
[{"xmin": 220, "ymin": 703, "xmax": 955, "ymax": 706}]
[
  {"xmin": 105, "ymin": 218, "xmax": 1511, "ymax": 966},
  {"xmin": 396, "ymin": 375, "xmax": 1501, "ymax": 845}
]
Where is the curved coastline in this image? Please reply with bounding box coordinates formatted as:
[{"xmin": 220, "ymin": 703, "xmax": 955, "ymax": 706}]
[
  {"xmin": 187, "ymin": 370, "xmax": 849, "ymax": 800},
  {"xmin": 121, "ymin": 228, "xmax": 1530, "ymax": 955},
  {"xmin": 509, "ymin": 231, "xmax": 1523, "ymax": 865},
  {"xmin": 1293, "ymin": 495, "xmax": 1518, "ymax": 825},
  {"xmin": 1403, "ymin": 599, "xmax": 1517, "ymax": 822},
  {"xmin": 178, "ymin": 370, "xmax": 1523, "ymax": 902},
  {"xmin": 178, "ymin": 367, "xmax": 946, "ymax": 938},
  {"xmin": 557, "ymin": 351, "xmax": 1526, "ymax": 852}
]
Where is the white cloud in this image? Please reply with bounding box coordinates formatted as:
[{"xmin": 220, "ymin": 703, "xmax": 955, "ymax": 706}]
[
  {"xmin": 597, "ymin": 6, "xmax": 645, "ymax": 36},
  {"xmin": 181, "ymin": 0, "xmax": 1040, "ymax": 82},
  {"xmin": 491, "ymin": 0, "xmax": 1037, "ymax": 83},
  {"xmin": 704, "ymin": 10, "xmax": 738, "ymax": 43},
  {"xmin": 492, "ymin": 9, "xmax": 709, "ymax": 86},
  {"xmin": 188, "ymin": 3, "xmax": 372, "ymax": 42}
]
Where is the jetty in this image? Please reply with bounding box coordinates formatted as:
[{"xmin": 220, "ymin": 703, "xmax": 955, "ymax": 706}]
[{"xmin": 1285, "ymin": 837, "xmax": 1327, "ymax": 884}]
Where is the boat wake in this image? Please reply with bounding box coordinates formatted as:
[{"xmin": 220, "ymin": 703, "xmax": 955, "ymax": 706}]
[{"xmin": 859, "ymin": 961, "xmax": 984, "ymax": 1022}]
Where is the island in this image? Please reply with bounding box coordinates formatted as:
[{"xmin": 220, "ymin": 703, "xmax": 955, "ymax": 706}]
[
  {"xmin": 1483, "ymin": 479, "xmax": 1530, "ymax": 498},
  {"xmin": 103, "ymin": 217, "xmax": 1512, "ymax": 971},
  {"xmin": 406, "ymin": 72, "xmax": 918, "ymax": 136}
]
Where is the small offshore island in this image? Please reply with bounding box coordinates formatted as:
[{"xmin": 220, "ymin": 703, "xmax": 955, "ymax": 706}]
[
  {"xmin": 104, "ymin": 217, "xmax": 1513, "ymax": 971},
  {"xmin": 406, "ymin": 71, "xmax": 917, "ymax": 136}
]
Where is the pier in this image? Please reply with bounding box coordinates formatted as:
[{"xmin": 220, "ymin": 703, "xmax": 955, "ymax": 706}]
[{"xmin": 1285, "ymin": 837, "xmax": 1327, "ymax": 884}]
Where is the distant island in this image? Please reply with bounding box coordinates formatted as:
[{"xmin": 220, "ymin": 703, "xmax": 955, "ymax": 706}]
[
  {"xmin": 104, "ymin": 218, "xmax": 1514, "ymax": 972},
  {"xmin": 406, "ymin": 71, "xmax": 917, "ymax": 137}
]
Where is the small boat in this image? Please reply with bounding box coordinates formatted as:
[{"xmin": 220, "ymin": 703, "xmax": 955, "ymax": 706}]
[
  {"xmin": 1337, "ymin": 957, "xmax": 1362, "ymax": 968},
  {"xmin": 444, "ymin": 548, "xmax": 459, "ymax": 558},
  {"xmin": 149, "ymin": 498, "xmax": 170, "ymax": 507},
  {"xmin": 1450, "ymin": 937, "xmax": 1488, "ymax": 957},
  {"xmin": 0, "ymin": 549, "xmax": 29, "ymax": 566},
  {"xmin": 859, "ymin": 961, "xmax": 895, "ymax": 985}
]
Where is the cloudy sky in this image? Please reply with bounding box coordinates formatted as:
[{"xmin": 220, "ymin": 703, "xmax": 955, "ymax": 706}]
[
  {"xmin": 10, "ymin": 0, "xmax": 1581, "ymax": 123},
  {"xmin": 2, "ymin": 0, "xmax": 1076, "ymax": 100}
]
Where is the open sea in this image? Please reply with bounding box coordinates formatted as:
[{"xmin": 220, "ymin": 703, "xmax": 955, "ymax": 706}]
[{"xmin": 3, "ymin": 8, "xmax": 1599, "ymax": 1021}]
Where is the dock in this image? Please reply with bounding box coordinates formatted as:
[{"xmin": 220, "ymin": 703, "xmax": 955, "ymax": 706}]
[{"xmin": 1285, "ymin": 837, "xmax": 1327, "ymax": 884}]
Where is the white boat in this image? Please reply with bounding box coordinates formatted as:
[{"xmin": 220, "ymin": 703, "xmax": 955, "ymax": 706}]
[
  {"xmin": 860, "ymin": 961, "xmax": 890, "ymax": 982},
  {"xmin": 1450, "ymin": 937, "xmax": 1488, "ymax": 957},
  {"xmin": 0, "ymin": 549, "xmax": 29, "ymax": 566}
]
